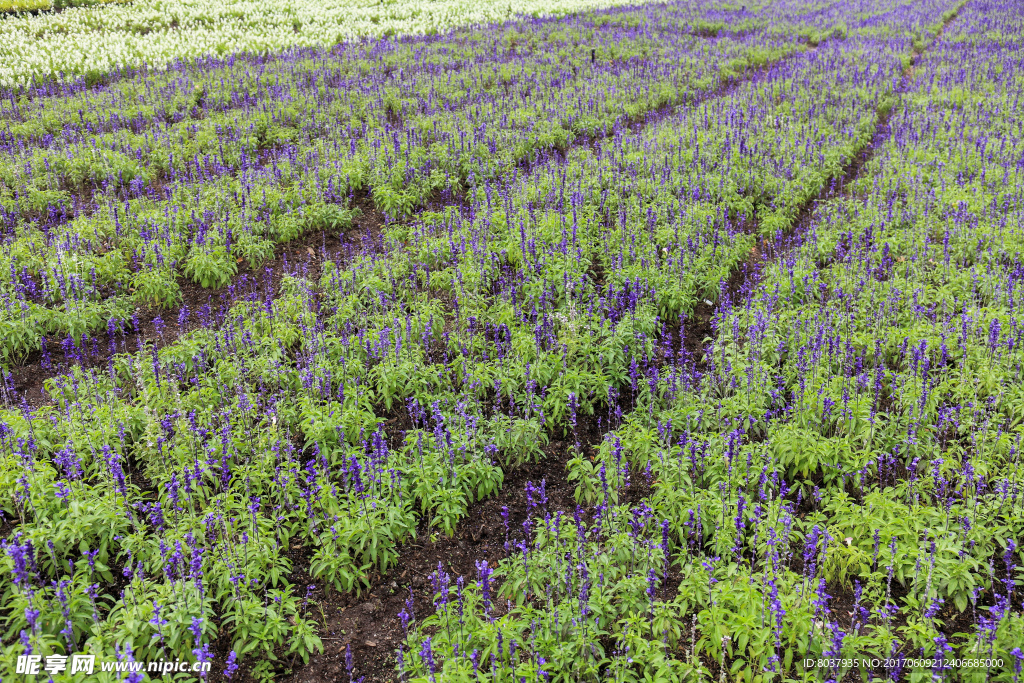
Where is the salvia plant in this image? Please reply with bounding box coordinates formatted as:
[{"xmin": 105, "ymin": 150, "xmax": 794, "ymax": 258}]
[{"xmin": 1, "ymin": 0, "xmax": 1023, "ymax": 681}]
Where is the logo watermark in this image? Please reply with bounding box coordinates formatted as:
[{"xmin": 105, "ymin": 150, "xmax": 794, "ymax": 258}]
[{"xmin": 16, "ymin": 654, "xmax": 211, "ymax": 677}]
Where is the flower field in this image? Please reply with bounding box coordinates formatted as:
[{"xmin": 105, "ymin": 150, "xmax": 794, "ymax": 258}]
[
  {"xmin": 1, "ymin": 0, "xmax": 693, "ymax": 89},
  {"xmin": 1, "ymin": 0, "xmax": 1023, "ymax": 681}
]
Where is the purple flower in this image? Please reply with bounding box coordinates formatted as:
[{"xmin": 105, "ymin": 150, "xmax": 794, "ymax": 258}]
[
  {"xmin": 476, "ymin": 560, "xmax": 493, "ymax": 616},
  {"xmin": 420, "ymin": 637, "xmax": 436, "ymax": 681},
  {"xmin": 1007, "ymin": 651, "xmax": 1024, "ymax": 683},
  {"xmin": 223, "ymin": 651, "xmax": 238, "ymax": 679}
]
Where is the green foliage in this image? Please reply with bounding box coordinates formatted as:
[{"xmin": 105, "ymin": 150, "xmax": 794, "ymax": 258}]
[
  {"xmin": 131, "ymin": 268, "xmax": 182, "ymax": 307},
  {"xmin": 183, "ymin": 246, "xmax": 237, "ymax": 289},
  {"xmin": 3, "ymin": 3, "xmax": 1022, "ymax": 682}
]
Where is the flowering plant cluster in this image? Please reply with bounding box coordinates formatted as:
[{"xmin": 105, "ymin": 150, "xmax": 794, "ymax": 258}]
[
  {"xmin": 0, "ymin": 6, "xmax": 801, "ymax": 366},
  {"xmin": 1, "ymin": 0, "xmax": 1023, "ymax": 681},
  {"xmin": 1, "ymin": 0, "xmax": 128, "ymax": 16},
  {"xmin": 0, "ymin": 0, "xmax": 804, "ymax": 89}
]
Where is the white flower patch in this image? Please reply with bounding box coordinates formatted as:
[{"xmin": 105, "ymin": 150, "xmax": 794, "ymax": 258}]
[{"xmin": 0, "ymin": 0, "xmax": 662, "ymax": 87}]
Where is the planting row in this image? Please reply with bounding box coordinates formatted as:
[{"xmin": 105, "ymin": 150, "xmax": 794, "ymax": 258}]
[
  {"xmin": 0, "ymin": 0, "xmax": 941, "ymax": 89},
  {"xmin": 0, "ymin": 0, "xmax": 946, "ymax": 373},
  {"xmin": 0, "ymin": 5, "xmax": 808, "ymax": 369}
]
